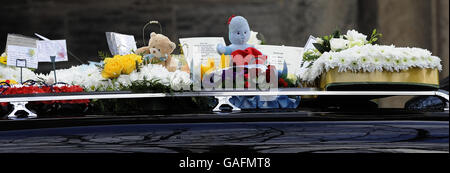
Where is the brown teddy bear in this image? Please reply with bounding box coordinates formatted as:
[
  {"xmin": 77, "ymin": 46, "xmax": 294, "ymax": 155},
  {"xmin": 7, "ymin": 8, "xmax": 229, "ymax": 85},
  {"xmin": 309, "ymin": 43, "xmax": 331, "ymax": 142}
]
[{"xmin": 136, "ymin": 32, "xmax": 189, "ymax": 73}]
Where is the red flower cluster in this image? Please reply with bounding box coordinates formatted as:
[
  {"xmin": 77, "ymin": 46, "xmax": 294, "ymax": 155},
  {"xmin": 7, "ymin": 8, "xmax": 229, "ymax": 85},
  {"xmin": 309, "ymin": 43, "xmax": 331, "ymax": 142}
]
[
  {"xmin": 231, "ymin": 48, "xmax": 289, "ymax": 88},
  {"xmin": 0, "ymin": 85, "xmax": 89, "ymax": 106},
  {"xmin": 278, "ymin": 78, "xmax": 288, "ymax": 88}
]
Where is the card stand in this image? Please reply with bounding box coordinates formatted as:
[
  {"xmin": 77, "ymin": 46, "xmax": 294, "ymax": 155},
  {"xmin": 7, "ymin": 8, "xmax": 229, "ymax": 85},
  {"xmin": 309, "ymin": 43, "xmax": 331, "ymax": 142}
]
[
  {"xmin": 7, "ymin": 101, "xmax": 37, "ymax": 120},
  {"xmin": 213, "ymin": 96, "xmax": 241, "ymax": 112}
]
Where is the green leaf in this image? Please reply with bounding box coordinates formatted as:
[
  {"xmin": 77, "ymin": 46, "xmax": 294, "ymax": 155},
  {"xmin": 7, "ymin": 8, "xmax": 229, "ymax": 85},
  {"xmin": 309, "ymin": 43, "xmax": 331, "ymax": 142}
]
[
  {"xmin": 332, "ymin": 30, "xmax": 341, "ymax": 38},
  {"xmin": 313, "ymin": 43, "xmax": 326, "ymax": 53}
]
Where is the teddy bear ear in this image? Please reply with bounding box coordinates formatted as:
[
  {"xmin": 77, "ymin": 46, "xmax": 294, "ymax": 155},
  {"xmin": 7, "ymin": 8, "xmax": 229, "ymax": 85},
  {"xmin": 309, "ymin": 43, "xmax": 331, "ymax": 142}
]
[
  {"xmin": 169, "ymin": 42, "xmax": 176, "ymax": 51},
  {"xmin": 150, "ymin": 32, "xmax": 157, "ymax": 37}
]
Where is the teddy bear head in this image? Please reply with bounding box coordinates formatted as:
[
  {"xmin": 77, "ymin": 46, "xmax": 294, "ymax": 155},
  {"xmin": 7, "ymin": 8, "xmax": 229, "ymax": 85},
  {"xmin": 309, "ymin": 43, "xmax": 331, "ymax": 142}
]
[
  {"xmin": 147, "ymin": 32, "xmax": 176, "ymax": 58},
  {"xmin": 228, "ymin": 16, "xmax": 251, "ymax": 45}
]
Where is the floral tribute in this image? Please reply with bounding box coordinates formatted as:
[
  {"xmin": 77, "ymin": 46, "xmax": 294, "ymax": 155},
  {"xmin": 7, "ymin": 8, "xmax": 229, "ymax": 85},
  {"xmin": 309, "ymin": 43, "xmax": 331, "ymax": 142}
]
[
  {"xmin": 0, "ymin": 84, "xmax": 89, "ymax": 106},
  {"xmin": 298, "ymin": 29, "xmax": 442, "ymax": 83}
]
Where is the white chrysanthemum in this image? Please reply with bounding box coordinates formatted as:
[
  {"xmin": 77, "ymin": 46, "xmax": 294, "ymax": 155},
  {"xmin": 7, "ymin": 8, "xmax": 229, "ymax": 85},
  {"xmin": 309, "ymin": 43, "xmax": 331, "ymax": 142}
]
[
  {"xmin": 36, "ymin": 64, "xmax": 106, "ymax": 91},
  {"xmin": 0, "ymin": 66, "xmax": 37, "ymax": 82},
  {"xmin": 169, "ymin": 70, "xmax": 192, "ymax": 91}
]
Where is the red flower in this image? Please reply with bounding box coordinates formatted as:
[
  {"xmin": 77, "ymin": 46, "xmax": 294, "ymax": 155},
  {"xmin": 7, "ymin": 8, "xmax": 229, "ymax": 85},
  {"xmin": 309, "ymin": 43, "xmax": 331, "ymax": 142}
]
[
  {"xmin": 278, "ymin": 78, "xmax": 288, "ymax": 88},
  {"xmin": 0, "ymin": 85, "xmax": 89, "ymax": 105}
]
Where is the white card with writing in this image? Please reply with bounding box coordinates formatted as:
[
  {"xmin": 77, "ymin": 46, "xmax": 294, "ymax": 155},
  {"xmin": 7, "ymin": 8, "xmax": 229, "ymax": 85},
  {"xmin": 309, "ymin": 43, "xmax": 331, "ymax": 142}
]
[
  {"xmin": 106, "ymin": 32, "xmax": 137, "ymax": 56},
  {"xmin": 179, "ymin": 37, "xmax": 225, "ymax": 87},
  {"xmin": 6, "ymin": 45, "xmax": 38, "ymax": 69},
  {"xmin": 255, "ymin": 44, "xmax": 303, "ymax": 75},
  {"xmin": 37, "ymin": 40, "xmax": 68, "ymax": 62},
  {"xmin": 179, "ymin": 37, "xmax": 226, "ymax": 69}
]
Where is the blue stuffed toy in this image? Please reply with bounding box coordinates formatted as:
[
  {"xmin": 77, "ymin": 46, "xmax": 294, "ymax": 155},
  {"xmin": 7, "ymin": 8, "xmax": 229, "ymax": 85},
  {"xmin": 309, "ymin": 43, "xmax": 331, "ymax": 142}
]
[
  {"xmin": 217, "ymin": 15, "xmax": 254, "ymax": 55},
  {"xmin": 217, "ymin": 15, "xmax": 301, "ymax": 110}
]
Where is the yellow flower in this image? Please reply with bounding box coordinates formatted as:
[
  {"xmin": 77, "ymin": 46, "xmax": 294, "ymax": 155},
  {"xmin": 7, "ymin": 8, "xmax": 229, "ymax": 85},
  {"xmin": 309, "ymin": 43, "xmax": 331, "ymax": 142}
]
[
  {"xmin": 120, "ymin": 56, "xmax": 136, "ymax": 74},
  {"xmin": 131, "ymin": 54, "xmax": 143, "ymax": 64},
  {"xmin": 102, "ymin": 54, "xmax": 143, "ymax": 78},
  {"xmin": 0, "ymin": 56, "xmax": 6, "ymax": 65},
  {"xmin": 102, "ymin": 58, "xmax": 123, "ymax": 79},
  {"xmin": 220, "ymin": 54, "xmax": 230, "ymax": 69},
  {"xmin": 103, "ymin": 57, "xmax": 114, "ymax": 64},
  {"xmin": 287, "ymin": 73, "xmax": 297, "ymax": 82},
  {"xmin": 201, "ymin": 58, "xmax": 215, "ymax": 79}
]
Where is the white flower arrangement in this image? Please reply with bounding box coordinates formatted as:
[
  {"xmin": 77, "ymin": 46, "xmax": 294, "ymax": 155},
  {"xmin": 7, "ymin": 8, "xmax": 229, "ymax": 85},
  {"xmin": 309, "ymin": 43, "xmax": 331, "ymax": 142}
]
[
  {"xmin": 298, "ymin": 29, "xmax": 442, "ymax": 83},
  {"xmin": 0, "ymin": 66, "xmax": 37, "ymax": 83},
  {"xmin": 298, "ymin": 44, "xmax": 443, "ymax": 83},
  {"xmin": 36, "ymin": 64, "xmax": 105, "ymax": 91},
  {"xmin": 36, "ymin": 63, "xmax": 192, "ymax": 91}
]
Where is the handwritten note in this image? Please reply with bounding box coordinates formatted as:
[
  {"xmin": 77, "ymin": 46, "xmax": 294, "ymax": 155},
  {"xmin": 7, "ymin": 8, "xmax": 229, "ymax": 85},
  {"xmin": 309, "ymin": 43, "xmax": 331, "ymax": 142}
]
[
  {"xmin": 106, "ymin": 32, "xmax": 137, "ymax": 56},
  {"xmin": 255, "ymin": 45, "xmax": 303, "ymax": 75},
  {"xmin": 6, "ymin": 45, "xmax": 38, "ymax": 69},
  {"xmin": 37, "ymin": 40, "xmax": 68, "ymax": 62}
]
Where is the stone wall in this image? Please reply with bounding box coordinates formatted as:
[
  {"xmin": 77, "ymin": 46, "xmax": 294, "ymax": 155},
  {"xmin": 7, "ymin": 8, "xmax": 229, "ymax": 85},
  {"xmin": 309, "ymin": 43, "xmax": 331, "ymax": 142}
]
[{"xmin": 364, "ymin": 0, "xmax": 449, "ymax": 108}]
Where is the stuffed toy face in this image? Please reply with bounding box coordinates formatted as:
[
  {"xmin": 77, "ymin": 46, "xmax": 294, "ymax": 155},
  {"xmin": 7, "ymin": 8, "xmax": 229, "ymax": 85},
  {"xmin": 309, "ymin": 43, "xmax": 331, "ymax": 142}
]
[
  {"xmin": 136, "ymin": 32, "xmax": 176, "ymax": 59},
  {"xmin": 147, "ymin": 32, "xmax": 176, "ymax": 58},
  {"xmin": 229, "ymin": 16, "xmax": 251, "ymax": 45},
  {"xmin": 217, "ymin": 16, "xmax": 254, "ymax": 55}
]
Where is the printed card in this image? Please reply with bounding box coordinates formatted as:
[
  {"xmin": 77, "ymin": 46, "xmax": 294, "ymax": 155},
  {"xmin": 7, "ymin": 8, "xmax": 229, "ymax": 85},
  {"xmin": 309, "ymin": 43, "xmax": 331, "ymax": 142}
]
[{"xmin": 255, "ymin": 44, "xmax": 303, "ymax": 75}]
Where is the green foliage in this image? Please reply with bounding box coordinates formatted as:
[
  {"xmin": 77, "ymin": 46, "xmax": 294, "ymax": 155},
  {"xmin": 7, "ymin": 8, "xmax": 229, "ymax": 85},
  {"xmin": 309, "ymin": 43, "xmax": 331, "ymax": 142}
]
[
  {"xmin": 98, "ymin": 51, "xmax": 111, "ymax": 60},
  {"xmin": 122, "ymin": 78, "xmax": 172, "ymax": 93},
  {"xmin": 368, "ymin": 29, "xmax": 382, "ymax": 44},
  {"xmin": 313, "ymin": 29, "xmax": 341, "ymax": 54},
  {"xmin": 302, "ymin": 51, "xmax": 321, "ymax": 62}
]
